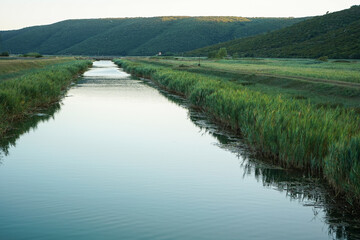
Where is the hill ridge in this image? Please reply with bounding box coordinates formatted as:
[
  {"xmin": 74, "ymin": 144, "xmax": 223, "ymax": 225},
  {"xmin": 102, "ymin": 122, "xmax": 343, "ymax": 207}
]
[
  {"xmin": 186, "ymin": 6, "xmax": 360, "ymax": 59},
  {"xmin": 0, "ymin": 16, "xmax": 305, "ymax": 56}
]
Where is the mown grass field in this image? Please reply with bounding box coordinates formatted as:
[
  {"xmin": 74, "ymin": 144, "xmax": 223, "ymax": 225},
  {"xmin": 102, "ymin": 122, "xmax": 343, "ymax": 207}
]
[
  {"xmin": 0, "ymin": 58, "xmax": 92, "ymax": 138},
  {"xmin": 114, "ymin": 57, "xmax": 360, "ymax": 205}
]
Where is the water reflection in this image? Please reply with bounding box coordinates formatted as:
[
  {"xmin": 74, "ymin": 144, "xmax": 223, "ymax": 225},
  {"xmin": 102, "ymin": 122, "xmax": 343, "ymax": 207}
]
[
  {"xmin": 141, "ymin": 78, "xmax": 360, "ymax": 240},
  {"xmin": 0, "ymin": 103, "xmax": 61, "ymax": 158}
]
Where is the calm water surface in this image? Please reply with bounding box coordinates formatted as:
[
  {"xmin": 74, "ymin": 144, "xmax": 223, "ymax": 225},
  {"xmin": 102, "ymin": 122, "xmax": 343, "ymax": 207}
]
[{"xmin": 0, "ymin": 61, "xmax": 358, "ymax": 240}]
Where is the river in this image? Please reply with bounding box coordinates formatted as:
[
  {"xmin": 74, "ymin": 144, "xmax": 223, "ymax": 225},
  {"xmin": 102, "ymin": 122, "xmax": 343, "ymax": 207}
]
[{"xmin": 0, "ymin": 61, "xmax": 359, "ymax": 240}]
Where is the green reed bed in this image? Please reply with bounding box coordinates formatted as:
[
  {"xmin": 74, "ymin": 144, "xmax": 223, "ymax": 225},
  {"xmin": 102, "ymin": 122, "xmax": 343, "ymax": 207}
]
[
  {"xmin": 0, "ymin": 60, "xmax": 92, "ymax": 137},
  {"xmin": 115, "ymin": 58, "xmax": 360, "ymax": 204}
]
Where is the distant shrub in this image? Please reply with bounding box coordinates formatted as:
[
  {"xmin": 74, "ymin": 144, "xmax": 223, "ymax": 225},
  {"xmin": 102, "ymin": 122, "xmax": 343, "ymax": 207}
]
[
  {"xmin": 217, "ymin": 48, "xmax": 228, "ymax": 59},
  {"xmin": 208, "ymin": 50, "xmax": 218, "ymax": 59},
  {"xmin": 317, "ymin": 56, "xmax": 328, "ymax": 62},
  {"xmin": 22, "ymin": 52, "xmax": 43, "ymax": 58},
  {"xmin": 0, "ymin": 52, "xmax": 9, "ymax": 57},
  {"xmin": 208, "ymin": 48, "xmax": 228, "ymax": 59}
]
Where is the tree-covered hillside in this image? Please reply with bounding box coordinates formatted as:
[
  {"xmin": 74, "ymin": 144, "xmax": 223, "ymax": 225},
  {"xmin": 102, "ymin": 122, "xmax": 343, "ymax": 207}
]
[
  {"xmin": 187, "ymin": 6, "xmax": 360, "ymax": 59},
  {"xmin": 0, "ymin": 17, "xmax": 304, "ymax": 56}
]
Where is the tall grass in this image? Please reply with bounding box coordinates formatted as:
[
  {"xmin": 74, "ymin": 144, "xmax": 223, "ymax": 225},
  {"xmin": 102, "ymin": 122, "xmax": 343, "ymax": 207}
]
[
  {"xmin": 115, "ymin": 58, "xmax": 360, "ymax": 204},
  {"xmin": 0, "ymin": 60, "xmax": 92, "ymax": 136},
  {"xmin": 0, "ymin": 57, "xmax": 75, "ymax": 76}
]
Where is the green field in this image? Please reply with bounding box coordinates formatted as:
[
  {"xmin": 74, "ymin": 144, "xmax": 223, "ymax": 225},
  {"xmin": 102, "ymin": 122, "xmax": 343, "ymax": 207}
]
[
  {"xmin": 115, "ymin": 57, "xmax": 360, "ymax": 204},
  {"xmin": 0, "ymin": 57, "xmax": 77, "ymax": 80},
  {"xmin": 175, "ymin": 58, "xmax": 360, "ymax": 83},
  {"xmin": 0, "ymin": 58, "xmax": 92, "ymax": 137}
]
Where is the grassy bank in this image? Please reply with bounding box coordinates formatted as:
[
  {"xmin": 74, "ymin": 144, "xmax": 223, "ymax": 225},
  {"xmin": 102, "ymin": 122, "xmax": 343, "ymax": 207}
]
[
  {"xmin": 0, "ymin": 59, "xmax": 92, "ymax": 137},
  {"xmin": 0, "ymin": 57, "xmax": 76, "ymax": 80},
  {"xmin": 131, "ymin": 57, "xmax": 360, "ymax": 109},
  {"xmin": 114, "ymin": 58, "xmax": 360, "ymax": 204}
]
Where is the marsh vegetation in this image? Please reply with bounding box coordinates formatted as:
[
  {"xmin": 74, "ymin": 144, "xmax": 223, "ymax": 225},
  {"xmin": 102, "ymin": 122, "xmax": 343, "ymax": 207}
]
[{"xmin": 0, "ymin": 58, "xmax": 92, "ymax": 138}]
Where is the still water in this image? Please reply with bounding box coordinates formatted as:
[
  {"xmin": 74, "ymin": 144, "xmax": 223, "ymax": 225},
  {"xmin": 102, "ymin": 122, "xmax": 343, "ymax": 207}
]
[{"xmin": 0, "ymin": 61, "xmax": 358, "ymax": 239}]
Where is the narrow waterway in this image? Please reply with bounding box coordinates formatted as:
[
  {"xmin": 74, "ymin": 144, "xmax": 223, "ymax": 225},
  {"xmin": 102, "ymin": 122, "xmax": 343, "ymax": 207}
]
[{"xmin": 0, "ymin": 61, "xmax": 358, "ymax": 240}]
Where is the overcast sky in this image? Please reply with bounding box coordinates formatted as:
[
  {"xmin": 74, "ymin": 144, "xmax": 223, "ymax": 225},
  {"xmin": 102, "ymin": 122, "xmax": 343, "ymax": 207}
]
[{"xmin": 1, "ymin": 0, "xmax": 359, "ymax": 30}]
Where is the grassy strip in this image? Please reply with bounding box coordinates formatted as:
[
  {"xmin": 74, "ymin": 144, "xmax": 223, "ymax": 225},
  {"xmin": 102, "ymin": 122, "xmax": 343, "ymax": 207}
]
[
  {"xmin": 144, "ymin": 58, "xmax": 360, "ymax": 84},
  {"xmin": 0, "ymin": 60, "xmax": 92, "ymax": 137},
  {"xmin": 0, "ymin": 58, "xmax": 77, "ymax": 82},
  {"xmin": 114, "ymin": 58, "xmax": 360, "ymax": 204},
  {"xmin": 0, "ymin": 57, "xmax": 75, "ymax": 76}
]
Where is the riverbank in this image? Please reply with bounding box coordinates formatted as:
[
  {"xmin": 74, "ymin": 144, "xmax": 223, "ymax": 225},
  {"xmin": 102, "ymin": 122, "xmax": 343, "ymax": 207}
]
[
  {"xmin": 0, "ymin": 58, "xmax": 92, "ymax": 138},
  {"xmin": 0, "ymin": 57, "xmax": 77, "ymax": 80},
  {"xmin": 127, "ymin": 57, "xmax": 360, "ymax": 108},
  {"xmin": 114, "ymin": 58, "xmax": 360, "ymax": 205}
]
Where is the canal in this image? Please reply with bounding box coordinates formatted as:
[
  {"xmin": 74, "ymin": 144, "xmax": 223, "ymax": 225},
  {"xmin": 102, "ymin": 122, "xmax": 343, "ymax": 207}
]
[{"xmin": 0, "ymin": 61, "xmax": 358, "ymax": 239}]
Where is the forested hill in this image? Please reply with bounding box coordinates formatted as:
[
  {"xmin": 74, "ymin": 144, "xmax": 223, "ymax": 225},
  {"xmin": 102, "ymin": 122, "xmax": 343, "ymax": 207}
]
[
  {"xmin": 0, "ymin": 17, "xmax": 305, "ymax": 56},
  {"xmin": 187, "ymin": 6, "xmax": 360, "ymax": 59}
]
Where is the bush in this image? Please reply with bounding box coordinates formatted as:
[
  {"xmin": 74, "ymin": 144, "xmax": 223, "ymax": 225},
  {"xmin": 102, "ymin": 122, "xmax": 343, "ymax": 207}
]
[
  {"xmin": 207, "ymin": 48, "xmax": 228, "ymax": 59},
  {"xmin": 217, "ymin": 48, "xmax": 228, "ymax": 59},
  {"xmin": 208, "ymin": 50, "xmax": 218, "ymax": 59},
  {"xmin": 22, "ymin": 52, "xmax": 43, "ymax": 58},
  {"xmin": 318, "ymin": 56, "xmax": 329, "ymax": 62},
  {"xmin": 0, "ymin": 52, "xmax": 9, "ymax": 57}
]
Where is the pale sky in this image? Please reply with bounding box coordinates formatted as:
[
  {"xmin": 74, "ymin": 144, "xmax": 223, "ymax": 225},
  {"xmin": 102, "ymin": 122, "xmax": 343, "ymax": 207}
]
[{"xmin": 1, "ymin": 0, "xmax": 359, "ymax": 30}]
